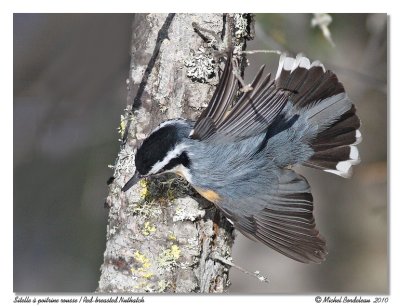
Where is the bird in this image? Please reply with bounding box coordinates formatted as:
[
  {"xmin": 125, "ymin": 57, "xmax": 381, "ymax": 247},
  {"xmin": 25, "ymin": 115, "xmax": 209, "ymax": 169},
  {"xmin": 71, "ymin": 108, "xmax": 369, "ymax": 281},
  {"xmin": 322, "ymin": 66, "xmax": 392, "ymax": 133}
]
[{"xmin": 122, "ymin": 52, "xmax": 362, "ymax": 264}]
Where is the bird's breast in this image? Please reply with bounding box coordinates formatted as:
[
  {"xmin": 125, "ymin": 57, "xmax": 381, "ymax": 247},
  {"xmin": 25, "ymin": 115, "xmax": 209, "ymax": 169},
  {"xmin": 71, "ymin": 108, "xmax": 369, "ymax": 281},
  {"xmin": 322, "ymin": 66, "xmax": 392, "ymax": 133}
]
[{"xmin": 171, "ymin": 157, "xmax": 222, "ymax": 203}]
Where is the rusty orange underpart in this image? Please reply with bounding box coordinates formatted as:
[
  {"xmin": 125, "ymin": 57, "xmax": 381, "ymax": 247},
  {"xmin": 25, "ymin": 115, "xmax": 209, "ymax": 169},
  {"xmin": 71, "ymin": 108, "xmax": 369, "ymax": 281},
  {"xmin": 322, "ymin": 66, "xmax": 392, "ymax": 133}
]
[
  {"xmin": 194, "ymin": 187, "xmax": 221, "ymax": 203},
  {"xmin": 174, "ymin": 167, "xmax": 221, "ymax": 203}
]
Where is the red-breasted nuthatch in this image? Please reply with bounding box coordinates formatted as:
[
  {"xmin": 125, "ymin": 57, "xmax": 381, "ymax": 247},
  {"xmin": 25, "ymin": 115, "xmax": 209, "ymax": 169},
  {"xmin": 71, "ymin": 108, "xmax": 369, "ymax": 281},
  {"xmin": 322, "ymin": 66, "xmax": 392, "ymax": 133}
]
[{"xmin": 122, "ymin": 52, "xmax": 361, "ymax": 263}]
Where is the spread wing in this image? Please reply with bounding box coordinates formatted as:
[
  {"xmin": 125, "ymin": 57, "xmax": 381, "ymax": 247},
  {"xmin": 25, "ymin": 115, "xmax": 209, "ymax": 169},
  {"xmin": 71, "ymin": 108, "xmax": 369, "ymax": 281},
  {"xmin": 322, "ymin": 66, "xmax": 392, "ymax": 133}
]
[
  {"xmin": 217, "ymin": 169, "xmax": 327, "ymax": 263},
  {"xmin": 191, "ymin": 52, "xmax": 289, "ymax": 142}
]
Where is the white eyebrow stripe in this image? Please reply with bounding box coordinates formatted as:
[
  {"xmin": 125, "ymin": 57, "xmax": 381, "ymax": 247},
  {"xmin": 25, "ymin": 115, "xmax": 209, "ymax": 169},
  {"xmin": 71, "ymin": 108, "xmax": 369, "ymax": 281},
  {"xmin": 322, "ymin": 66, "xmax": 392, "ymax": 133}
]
[{"xmin": 149, "ymin": 143, "xmax": 188, "ymax": 175}]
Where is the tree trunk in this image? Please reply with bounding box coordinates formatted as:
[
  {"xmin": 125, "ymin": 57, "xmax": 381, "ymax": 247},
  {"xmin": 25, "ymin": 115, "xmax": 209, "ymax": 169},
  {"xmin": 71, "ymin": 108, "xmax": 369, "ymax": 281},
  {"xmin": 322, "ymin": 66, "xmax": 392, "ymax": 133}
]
[{"xmin": 98, "ymin": 13, "xmax": 254, "ymax": 293}]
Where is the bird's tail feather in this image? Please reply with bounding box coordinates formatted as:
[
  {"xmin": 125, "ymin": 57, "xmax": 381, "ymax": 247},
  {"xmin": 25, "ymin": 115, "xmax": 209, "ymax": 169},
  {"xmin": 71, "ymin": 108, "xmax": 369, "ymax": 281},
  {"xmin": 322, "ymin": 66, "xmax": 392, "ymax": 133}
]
[{"xmin": 275, "ymin": 54, "xmax": 361, "ymax": 177}]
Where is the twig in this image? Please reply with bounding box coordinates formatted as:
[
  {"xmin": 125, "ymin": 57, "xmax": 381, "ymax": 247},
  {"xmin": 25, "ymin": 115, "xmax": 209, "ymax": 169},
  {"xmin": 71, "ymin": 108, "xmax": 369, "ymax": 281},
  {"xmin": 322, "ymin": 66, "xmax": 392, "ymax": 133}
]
[
  {"xmin": 232, "ymin": 58, "xmax": 253, "ymax": 93},
  {"xmin": 192, "ymin": 22, "xmax": 223, "ymax": 47},
  {"xmin": 211, "ymin": 253, "xmax": 269, "ymax": 283},
  {"xmin": 237, "ymin": 49, "xmax": 282, "ymax": 56}
]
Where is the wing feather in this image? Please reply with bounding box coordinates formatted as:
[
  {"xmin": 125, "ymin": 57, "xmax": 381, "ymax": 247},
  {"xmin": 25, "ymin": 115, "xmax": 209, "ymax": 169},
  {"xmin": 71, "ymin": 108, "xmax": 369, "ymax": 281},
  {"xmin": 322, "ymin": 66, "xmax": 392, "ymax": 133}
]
[
  {"xmin": 217, "ymin": 169, "xmax": 327, "ymax": 263},
  {"xmin": 191, "ymin": 52, "xmax": 238, "ymax": 139},
  {"xmin": 192, "ymin": 52, "xmax": 289, "ymax": 142}
]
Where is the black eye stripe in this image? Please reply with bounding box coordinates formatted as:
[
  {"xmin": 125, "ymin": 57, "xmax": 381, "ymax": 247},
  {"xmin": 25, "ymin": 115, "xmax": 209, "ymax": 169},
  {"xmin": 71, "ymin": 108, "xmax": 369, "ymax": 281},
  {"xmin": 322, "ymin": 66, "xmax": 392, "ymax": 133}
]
[{"xmin": 161, "ymin": 151, "xmax": 191, "ymax": 172}]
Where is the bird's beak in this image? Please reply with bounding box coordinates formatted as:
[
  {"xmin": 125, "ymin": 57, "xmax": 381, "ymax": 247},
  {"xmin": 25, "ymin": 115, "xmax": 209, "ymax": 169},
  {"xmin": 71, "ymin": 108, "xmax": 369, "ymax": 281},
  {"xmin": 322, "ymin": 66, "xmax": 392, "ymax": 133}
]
[{"xmin": 122, "ymin": 171, "xmax": 142, "ymax": 192}]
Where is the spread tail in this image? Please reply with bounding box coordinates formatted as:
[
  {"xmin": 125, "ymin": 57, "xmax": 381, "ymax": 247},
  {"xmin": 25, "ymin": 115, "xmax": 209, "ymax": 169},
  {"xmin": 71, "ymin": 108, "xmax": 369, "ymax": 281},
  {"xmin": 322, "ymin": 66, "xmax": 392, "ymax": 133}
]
[{"xmin": 275, "ymin": 54, "xmax": 361, "ymax": 177}]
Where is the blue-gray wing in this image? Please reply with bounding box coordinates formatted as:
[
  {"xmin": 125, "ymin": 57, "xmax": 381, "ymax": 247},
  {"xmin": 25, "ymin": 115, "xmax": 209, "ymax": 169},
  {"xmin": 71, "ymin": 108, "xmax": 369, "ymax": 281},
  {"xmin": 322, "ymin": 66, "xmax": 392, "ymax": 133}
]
[
  {"xmin": 191, "ymin": 52, "xmax": 288, "ymax": 142},
  {"xmin": 217, "ymin": 168, "xmax": 327, "ymax": 263},
  {"xmin": 192, "ymin": 52, "xmax": 238, "ymax": 140}
]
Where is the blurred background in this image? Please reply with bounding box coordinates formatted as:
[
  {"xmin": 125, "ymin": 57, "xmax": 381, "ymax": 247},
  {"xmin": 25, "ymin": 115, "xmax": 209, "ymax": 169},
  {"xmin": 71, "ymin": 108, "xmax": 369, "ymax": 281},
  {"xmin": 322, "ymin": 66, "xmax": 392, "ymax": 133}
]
[{"xmin": 13, "ymin": 14, "xmax": 387, "ymax": 293}]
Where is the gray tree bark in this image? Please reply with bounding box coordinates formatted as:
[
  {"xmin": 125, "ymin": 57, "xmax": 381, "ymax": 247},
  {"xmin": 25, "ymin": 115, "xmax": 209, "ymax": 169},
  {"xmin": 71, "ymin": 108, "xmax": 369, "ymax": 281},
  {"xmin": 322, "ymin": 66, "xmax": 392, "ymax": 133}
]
[{"xmin": 98, "ymin": 13, "xmax": 254, "ymax": 293}]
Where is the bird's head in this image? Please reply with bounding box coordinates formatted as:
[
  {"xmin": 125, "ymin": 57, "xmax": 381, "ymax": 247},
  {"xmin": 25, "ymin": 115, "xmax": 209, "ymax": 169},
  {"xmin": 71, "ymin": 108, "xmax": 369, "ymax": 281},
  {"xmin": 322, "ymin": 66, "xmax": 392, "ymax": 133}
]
[{"xmin": 122, "ymin": 119, "xmax": 192, "ymax": 191}]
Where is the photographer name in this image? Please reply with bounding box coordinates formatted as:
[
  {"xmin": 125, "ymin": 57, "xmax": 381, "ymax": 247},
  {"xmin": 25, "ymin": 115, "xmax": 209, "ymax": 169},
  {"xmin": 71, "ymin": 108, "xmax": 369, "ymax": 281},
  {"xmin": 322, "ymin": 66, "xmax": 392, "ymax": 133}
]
[{"xmin": 323, "ymin": 296, "xmax": 371, "ymax": 303}]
